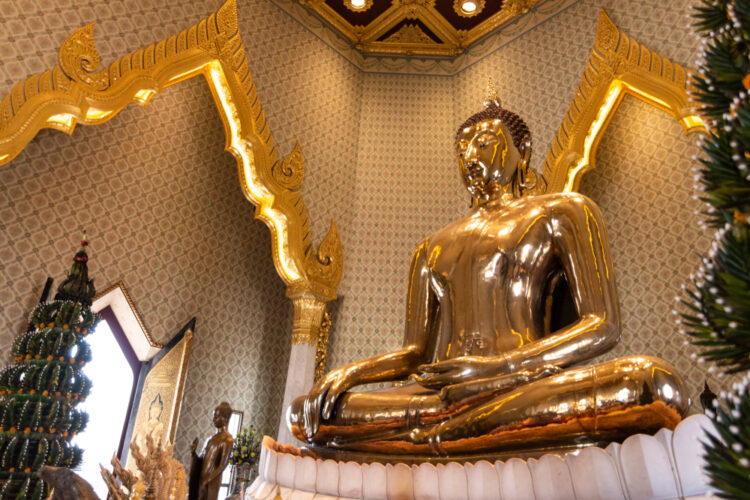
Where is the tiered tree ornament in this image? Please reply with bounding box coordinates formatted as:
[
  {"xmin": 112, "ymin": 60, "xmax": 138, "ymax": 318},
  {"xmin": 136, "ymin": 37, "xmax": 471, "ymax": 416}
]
[
  {"xmin": 0, "ymin": 237, "xmax": 97, "ymax": 499},
  {"xmin": 680, "ymin": 0, "xmax": 750, "ymax": 497}
]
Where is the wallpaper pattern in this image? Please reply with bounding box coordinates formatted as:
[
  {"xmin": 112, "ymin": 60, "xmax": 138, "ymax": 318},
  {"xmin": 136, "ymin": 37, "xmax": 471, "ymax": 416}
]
[{"xmin": 0, "ymin": 0, "xmax": 715, "ymax": 472}]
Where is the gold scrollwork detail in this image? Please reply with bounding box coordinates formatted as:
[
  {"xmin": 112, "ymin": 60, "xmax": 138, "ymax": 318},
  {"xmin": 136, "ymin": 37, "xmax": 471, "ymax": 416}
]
[
  {"xmin": 535, "ymin": 9, "xmax": 705, "ymax": 195},
  {"xmin": 273, "ymin": 141, "xmax": 305, "ymax": 190},
  {"xmin": 58, "ymin": 24, "xmax": 109, "ymax": 91},
  {"xmin": 384, "ymin": 25, "xmax": 437, "ymax": 44},
  {"xmin": 306, "ymin": 220, "xmax": 344, "ymax": 288},
  {"xmin": 503, "ymin": 0, "xmax": 535, "ymax": 16}
]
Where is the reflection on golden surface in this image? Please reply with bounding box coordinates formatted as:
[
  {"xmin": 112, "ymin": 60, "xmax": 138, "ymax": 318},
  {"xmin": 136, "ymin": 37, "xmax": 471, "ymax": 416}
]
[{"xmin": 289, "ymin": 91, "xmax": 688, "ymax": 457}]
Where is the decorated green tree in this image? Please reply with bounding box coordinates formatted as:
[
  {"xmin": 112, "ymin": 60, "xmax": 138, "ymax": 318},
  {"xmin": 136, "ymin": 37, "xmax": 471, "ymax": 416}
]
[
  {"xmin": 0, "ymin": 238, "xmax": 98, "ymax": 499},
  {"xmin": 679, "ymin": 0, "xmax": 750, "ymax": 497}
]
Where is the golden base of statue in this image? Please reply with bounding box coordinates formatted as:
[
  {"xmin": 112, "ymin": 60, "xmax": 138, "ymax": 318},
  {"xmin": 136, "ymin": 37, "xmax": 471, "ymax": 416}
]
[{"xmin": 302, "ymin": 399, "xmax": 681, "ymax": 464}]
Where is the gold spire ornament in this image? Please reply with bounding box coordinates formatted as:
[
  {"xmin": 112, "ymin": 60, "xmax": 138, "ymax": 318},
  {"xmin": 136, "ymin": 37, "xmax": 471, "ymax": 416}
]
[{"xmin": 483, "ymin": 77, "xmax": 502, "ymax": 108}]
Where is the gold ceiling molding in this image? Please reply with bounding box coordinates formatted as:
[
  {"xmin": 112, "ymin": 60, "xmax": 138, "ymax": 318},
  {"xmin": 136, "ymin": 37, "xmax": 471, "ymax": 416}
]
[
  {"xmin": 298, "ymin": 0, "xmax": 547, "ymax": 58},
  {"xmin": 536, "ymin": 9, "xmax": 706, "ymax": 195},
  {"xmin": 0, "ymin": 0, "xmax": 342, "ymax": 345},
  {"xmin": 384, "ymin": 24, "xmax": 437, "ymax": 44},
  {"xmin": 270, "ymin": 0, "xmax": 577, "ymax": 75}
]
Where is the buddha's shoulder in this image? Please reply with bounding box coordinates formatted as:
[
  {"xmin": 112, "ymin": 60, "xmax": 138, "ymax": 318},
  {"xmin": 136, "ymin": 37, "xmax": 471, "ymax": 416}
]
[
  {"xmin": 421, "ymin": 214, "xmax": 477, "ymax": 246},
  {"xmin": 524, "ymin": 191, "xmax": 601, "ymax": 215}
]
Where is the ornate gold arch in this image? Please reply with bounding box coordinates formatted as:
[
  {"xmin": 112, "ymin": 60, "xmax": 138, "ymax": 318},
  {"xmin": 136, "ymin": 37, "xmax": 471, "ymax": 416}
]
[
  {"xmin": 536, "ymin": 9, "xmax": 706, "ymax": 195},
  {"xmin": 0, "ymin": 1, "xmax": 342, "ymax": 324}
]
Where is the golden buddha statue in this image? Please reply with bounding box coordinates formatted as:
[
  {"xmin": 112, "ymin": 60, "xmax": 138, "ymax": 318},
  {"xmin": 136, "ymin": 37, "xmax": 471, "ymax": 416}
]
[{"xmin": 288, "ymin": 91, "xmax": 688, "ymax": 457}]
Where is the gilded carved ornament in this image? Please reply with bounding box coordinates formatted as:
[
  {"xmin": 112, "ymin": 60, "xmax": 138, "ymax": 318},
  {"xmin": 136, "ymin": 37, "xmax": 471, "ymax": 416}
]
[
  {"xmin": 0, "ymin": 0, "xmax": 343, "ymax": 317},
  {"xmin": 503, "ymin": 0, "xmax": 536, "ymax": 17},
  {"xmin": 297, "ymin": 0, "xmax": 549, "ymax": 58},
  {"xmin": 534, "ymin": 9, "xmax": 706, "ymax": 195},
  {"xmin": 385, "ymin": 25, "xmax": 439, "ymax": 44},
  {"xmin": 453, "ymin": 0, "xmax": 486, "ymax": 19},
  {"xmin": 314, "ymin": 311, "xmax": 332, "ymax": 383}
]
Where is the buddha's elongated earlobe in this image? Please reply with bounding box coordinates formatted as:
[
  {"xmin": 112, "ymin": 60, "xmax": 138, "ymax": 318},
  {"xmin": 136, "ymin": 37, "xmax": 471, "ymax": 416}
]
[{"xmin": 516, "ymin": 138, "xmax": 537, "ymax": 195}]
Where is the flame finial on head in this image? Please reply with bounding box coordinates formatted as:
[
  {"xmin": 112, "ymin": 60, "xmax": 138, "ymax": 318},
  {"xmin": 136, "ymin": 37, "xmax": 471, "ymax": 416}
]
[{"xmin": 484, "ymin": 77, "xmax": 501, "ymax": 108}]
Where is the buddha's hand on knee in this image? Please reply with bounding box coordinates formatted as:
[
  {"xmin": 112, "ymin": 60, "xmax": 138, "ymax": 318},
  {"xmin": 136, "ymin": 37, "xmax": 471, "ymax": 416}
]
[
  {"xmin": 438, "ymin": 372, "xmax": 526, "ymax": 404},
  {"xmin": 435, "ymin": 364, "xmax": 564, "ymax": 404},
  {"xmin": 415, "ymin": 356, "xmax": 508, "ymax": 389},
  {"xmin": 302, "ymin": 365, "xmax": 358, "ymax": 440}
]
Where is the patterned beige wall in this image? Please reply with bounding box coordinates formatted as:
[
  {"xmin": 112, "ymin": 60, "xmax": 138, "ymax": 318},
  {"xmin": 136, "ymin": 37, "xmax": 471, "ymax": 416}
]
[
  {"xmin": 0, "ymin": 0, "xmax": 361, "ymax": 465},
  {"xmin": 329, "ymin": 72, "xmax": 461, "ymax": 369},
  {"xmin": 577, "ymin": 96, "xmax": 709, "ymax": 392},
  {"xmin": 0, "ymin": 76, "xmax": 294, "ymax": 465}
]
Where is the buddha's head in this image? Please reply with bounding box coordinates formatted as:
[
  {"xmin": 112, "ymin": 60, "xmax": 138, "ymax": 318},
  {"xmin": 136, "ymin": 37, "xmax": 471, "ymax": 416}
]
[
  {"xmin": 213, "ymin": 402, "xmax": 233, "ymax": 428},
  {"xmin": 455, "ymin": 97, "xmax": 534, "ymax": 202}
]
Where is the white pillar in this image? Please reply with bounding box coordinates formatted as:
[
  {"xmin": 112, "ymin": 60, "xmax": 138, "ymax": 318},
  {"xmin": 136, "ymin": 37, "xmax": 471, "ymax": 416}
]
[
  {"xmin": 276, "ymin": 342, "xmax": 317, "ymax": 445},
  {"xmin": 277, "ymin": 294, "xmax": 328, "ymax": 445}
]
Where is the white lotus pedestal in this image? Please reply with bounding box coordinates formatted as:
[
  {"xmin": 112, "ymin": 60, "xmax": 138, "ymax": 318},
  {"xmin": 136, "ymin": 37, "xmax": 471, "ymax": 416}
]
[{"xmin": 245, "ymin": 414, "xmax": 716, "ymax": 500}]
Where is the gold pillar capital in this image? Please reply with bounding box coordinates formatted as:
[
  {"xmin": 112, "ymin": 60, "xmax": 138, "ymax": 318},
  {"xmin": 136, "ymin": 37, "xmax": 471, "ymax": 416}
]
[{"xmin": 289, "ymin": 293, "xmax": 329, "ymax": 346}]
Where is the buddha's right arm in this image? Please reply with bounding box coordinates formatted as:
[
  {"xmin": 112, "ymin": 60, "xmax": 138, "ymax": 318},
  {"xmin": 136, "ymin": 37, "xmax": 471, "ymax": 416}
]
[
  {"xmin": 335, "ymin": 241, "xmax": 437, "ymax": 382},
  {"xmin": 301, "ymin": 243, "xmax": 436, "ymax": 435}
]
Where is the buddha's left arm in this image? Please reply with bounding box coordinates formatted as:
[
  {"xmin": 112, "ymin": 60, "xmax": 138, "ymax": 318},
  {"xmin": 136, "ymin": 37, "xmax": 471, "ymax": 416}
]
[{"xmin": 506, "ymin": 194, "xmax": 621, "ymax": 373}]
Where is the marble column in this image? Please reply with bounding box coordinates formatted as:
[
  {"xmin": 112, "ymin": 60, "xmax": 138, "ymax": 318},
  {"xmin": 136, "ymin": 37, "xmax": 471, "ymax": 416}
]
[{"xmin": 277, "ymin": 293, "xmax": 328, "ymax": 445}]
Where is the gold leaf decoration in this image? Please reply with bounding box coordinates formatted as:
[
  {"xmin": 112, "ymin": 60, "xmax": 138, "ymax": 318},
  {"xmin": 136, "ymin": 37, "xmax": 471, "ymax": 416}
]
[
  {"xmin": 384, "ymin": 24, "xmax": 436, "ymax": 44},
  {"xmin": 58, "ymin": 24, "xmax": 109, "ymax": 91},
  {"xmin": 535, "ymin": 8, "xmax": 704, "ymax": 195},
  {"xmin": 0, "ymin": 0, "xmax": 344, "ymax": 350},
  {"xmin": 307, "ymin": 220, "xmax": 343, "ymax": 287},
  {"xmin": 273, "ymin": 141, "xmax": 305, "ymax": 190}
]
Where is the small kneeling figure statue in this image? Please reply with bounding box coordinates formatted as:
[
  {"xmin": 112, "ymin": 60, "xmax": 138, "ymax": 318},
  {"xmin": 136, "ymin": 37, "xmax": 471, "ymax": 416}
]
[
  {"xmin": 189, "ymin": 402, "xmax": 234, "ymax": 500},
  {"xmin": 289, "ymin": 93, "xmax": 688, "ymax": 456}
]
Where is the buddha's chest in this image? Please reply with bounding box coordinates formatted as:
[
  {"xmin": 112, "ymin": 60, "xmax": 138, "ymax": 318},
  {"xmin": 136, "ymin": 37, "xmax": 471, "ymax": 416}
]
[{"xmin": 427, "ymin": 208, "xmax": 551, "ymax": 283}]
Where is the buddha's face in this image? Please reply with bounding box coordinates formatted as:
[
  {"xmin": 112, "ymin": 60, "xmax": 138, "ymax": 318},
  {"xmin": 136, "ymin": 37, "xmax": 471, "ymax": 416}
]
[{"xmin": 456, "ymin": 119, "xmax": 522, "ymax": 198}]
